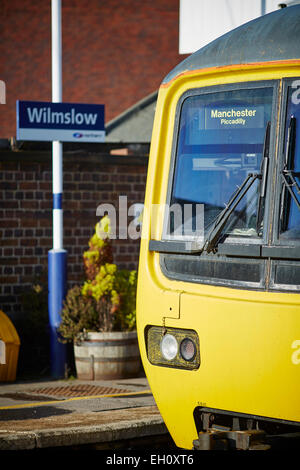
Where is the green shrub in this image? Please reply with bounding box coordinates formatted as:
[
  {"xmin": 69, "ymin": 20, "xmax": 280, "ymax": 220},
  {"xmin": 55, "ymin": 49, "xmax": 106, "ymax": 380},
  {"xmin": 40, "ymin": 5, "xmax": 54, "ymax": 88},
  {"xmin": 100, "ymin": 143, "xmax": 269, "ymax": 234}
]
[
  {"xmin": 83, "ymin": 220, "xmax": 113, "ymax": 280},
  {"xmin": 58, "ymin": 285, "xmax": 99, "ymax": 343},
  {"xmin": 59, "ymin": 216, "xmax": 137, "ymax": 343}
]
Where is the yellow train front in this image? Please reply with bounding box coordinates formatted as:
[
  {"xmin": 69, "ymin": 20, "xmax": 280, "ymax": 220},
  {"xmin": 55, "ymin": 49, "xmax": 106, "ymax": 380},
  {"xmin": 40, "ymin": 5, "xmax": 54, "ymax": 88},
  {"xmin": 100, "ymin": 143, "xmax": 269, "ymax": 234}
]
[{"xmin": 137, "ymin": 6, "xmax": 300, "ymax": 450}]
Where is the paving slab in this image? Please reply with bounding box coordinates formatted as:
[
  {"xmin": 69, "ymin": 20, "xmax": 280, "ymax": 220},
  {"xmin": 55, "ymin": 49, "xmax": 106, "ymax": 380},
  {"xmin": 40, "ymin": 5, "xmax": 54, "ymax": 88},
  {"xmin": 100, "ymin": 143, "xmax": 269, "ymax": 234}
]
[{"xmin": 0, "ymin": 377, "xmax": 169, "ymax": 450}]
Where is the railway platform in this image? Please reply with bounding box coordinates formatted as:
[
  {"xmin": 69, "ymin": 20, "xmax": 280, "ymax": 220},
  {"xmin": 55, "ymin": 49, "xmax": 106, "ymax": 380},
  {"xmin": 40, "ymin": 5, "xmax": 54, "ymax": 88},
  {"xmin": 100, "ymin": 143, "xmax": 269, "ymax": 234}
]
[{"xmin": 0, "ymin": 376, "xmax": 171, "ymax": 451}]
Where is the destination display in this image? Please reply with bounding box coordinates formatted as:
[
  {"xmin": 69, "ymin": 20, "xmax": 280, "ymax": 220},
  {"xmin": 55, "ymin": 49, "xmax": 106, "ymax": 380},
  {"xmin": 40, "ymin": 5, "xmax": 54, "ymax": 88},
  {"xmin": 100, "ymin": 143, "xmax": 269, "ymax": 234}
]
[
  {"xmin": 185, "ymin": 103, "xmax": 266, "ymax": 146},
  {"xmin": 205, "ymin": 105, "xmax": 265, "ymax": 129}
]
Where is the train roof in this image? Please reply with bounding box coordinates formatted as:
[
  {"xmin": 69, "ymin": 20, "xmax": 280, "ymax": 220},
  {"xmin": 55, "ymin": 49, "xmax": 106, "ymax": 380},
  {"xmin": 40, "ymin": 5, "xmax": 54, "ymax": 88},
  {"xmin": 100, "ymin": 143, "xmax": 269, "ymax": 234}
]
[{"xmin": 163, "ymin": 5, "xmax": 300, "ymax": 84}]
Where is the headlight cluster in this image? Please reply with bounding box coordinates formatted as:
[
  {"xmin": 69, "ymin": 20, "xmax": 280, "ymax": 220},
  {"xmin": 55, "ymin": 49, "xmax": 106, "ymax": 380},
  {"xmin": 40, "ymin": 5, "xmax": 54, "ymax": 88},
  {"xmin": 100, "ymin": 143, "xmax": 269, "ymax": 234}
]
[{"xmin": 146, "ymin": 326, "xmax": 200, "ymax": 370}]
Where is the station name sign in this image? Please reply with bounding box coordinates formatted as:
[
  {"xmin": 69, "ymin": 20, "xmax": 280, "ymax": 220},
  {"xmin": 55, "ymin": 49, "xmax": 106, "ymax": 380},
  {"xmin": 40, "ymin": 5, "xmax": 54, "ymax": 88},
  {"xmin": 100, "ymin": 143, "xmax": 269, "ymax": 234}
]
[{"xmin": 16, "ymin": 100, "xmax": 105, "ymax": 142}]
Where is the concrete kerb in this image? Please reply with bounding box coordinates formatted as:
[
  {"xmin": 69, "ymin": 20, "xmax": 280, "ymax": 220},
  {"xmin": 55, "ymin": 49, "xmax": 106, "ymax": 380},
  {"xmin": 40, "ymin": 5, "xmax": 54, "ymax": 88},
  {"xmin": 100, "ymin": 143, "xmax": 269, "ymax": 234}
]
[
  {"xmin": 0, "ymin": 416, "xmax": 168, "ymax": 450},
  {"xmin": 0, "ymin": 431, "xmax": 37, "ymax": 451}
]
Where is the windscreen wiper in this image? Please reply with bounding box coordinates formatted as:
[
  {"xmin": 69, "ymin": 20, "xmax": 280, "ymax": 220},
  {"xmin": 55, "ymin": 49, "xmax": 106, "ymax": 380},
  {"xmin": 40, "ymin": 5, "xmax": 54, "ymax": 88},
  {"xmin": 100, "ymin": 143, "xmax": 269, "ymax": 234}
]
[
  {"xmin": 281, "ymin": 170, "xmax": 300, "ymax": 210},
  {"xmin": 256, "ymin": 121, "xmax": 271, "ymax": 234},
  {"xmin": 203, "ymin": 172, "xmax": 261, "ymax": 253},
  {"xmin": 203, "ymin": 121, "xmax": 272, "ymax": 253},
  {"xmin": 280, "ymin": 116, "xmax": 300, "ymax": 214}
]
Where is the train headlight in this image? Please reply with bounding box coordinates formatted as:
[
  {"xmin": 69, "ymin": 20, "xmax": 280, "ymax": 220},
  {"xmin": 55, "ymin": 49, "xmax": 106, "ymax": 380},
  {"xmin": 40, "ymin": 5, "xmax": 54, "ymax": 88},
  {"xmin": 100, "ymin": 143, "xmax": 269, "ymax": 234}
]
[
  {"xmin": 146, "ymin": 326, "xmax": 200, "ymax": 370},
  {"xmin": 160, "ymin": 334, "xmax": 178, "ymax": 360},
  {"xmin": 180, "ymin": 338, "xmax": 196, "ymax": 361}
]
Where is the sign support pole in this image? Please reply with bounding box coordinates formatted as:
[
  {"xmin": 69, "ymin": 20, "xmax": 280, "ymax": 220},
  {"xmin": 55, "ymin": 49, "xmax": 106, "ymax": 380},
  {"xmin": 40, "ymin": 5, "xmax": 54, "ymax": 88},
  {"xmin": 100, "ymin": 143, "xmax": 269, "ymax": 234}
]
[{"xmin": 48, "ymin": 0, "xmax": 67, "ymax": 378}]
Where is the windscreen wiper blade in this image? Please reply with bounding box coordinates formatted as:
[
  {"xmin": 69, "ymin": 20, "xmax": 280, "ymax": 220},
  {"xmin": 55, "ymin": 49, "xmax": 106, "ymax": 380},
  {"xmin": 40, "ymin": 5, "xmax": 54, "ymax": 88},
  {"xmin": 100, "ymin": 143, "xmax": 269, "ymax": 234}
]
[
  {"xmin": 203, "ymin": 172, "xmax": 261, "ymax": 253},
  {"xmin": 256, "ymin": 121, "xmax": 271, "ymax": 234},
  {"xmin": 280, "ymin": 116, "xmax": 300, "ymax": 212},
  {"xmin": 281, "ymin": 170, "xmax": 300, "ymax": 210}
]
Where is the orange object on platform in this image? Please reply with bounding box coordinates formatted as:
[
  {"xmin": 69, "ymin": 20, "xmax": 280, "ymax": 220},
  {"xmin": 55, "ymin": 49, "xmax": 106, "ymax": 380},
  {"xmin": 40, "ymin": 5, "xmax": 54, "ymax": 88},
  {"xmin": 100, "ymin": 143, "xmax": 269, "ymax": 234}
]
[{"xmin": 0, "ymin": 310, "xmax": 20, "ymax": 382}]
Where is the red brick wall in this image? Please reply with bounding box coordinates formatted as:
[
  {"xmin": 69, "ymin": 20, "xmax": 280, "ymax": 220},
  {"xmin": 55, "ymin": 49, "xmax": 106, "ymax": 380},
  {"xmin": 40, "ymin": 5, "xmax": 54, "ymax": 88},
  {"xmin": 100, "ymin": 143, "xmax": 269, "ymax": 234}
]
[
  {"xmin": 0, "ymin": 0, "xmax": 187, "ymax": 139},
  {"xmin": 0, "ymin": 145, "xmax": 148, "ymax": 318}
]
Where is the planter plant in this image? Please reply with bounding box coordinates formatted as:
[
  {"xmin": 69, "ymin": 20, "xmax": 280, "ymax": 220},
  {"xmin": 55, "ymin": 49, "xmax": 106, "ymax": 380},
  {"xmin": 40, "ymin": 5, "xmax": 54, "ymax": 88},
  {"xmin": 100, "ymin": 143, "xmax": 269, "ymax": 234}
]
[{"xmin": 59, "ymin": 216, "xmax": 140, "ymax": 380}]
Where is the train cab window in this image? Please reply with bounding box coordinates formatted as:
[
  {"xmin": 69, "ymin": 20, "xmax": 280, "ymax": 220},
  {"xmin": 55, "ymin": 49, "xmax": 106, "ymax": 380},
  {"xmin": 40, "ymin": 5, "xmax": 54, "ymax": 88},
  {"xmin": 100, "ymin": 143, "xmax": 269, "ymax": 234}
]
[
  {"xmin": 279, "ymin": 86, "xmax": 300, "ymax": 241},
  {"xmin": 168, "ymin": 87, "xmax": 273, "ymax": 243},
  {"xmin": 269, "ymin": 82, "xmax": 300, "ymax": 292},
  {"xmin": 159, "ymin": 84, "xmax": 277, "ymax": 290}
]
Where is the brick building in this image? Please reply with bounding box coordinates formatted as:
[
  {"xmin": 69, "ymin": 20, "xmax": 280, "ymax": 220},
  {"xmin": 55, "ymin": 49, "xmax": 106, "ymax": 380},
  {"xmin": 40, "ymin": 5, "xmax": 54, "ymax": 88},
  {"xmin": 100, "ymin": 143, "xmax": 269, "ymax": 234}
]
[
  {"xmin": 0, "ymin": 0, "xmax": 186, "ymax": 139},
  {"xmin": 0, "ymin": 1, "xmax": 187, "ymax": 375},
  {"xmin": 1, "ymin": 134, "xmax": 151, "ymax": 376}
]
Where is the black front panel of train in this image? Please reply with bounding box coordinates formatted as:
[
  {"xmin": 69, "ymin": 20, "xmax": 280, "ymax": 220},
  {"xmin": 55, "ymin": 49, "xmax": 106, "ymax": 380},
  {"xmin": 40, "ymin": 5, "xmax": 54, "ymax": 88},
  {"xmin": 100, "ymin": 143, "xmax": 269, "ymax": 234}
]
[{"xmin": 161, "ymin": 254, "xmax": 265, "ymax": 290}]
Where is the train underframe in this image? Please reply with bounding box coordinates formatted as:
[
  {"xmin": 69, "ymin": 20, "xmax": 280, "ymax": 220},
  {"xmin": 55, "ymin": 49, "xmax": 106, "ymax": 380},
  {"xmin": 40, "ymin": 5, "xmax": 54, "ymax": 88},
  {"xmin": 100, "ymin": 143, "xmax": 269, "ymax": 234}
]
[{"xmin": 193, "ymin": 407, "xmax": 300, "ymax": 450}]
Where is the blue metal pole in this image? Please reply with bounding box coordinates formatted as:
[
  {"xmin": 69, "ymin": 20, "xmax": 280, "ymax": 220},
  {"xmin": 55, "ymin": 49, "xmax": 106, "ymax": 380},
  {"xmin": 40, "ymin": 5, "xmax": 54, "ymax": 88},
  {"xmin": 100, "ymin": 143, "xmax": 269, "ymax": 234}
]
[
  {"xmin": 48, "ymin": 248, "xmax": 67, "ymax": 377},
  {"xmin": 48, "ymin": 0, "xmax": 67, "ymax": 378}
]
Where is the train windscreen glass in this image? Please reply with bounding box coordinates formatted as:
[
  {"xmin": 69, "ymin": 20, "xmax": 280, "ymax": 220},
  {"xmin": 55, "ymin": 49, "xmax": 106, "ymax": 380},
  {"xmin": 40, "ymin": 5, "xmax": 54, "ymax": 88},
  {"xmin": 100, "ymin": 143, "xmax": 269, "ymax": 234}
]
[
  {"xmin": 170, "ymin": 87, "xmax": 273, "ymax": 240},
  {"xmin": 280, "ymin": 86, "xmax": 300, "ymax": 240}
]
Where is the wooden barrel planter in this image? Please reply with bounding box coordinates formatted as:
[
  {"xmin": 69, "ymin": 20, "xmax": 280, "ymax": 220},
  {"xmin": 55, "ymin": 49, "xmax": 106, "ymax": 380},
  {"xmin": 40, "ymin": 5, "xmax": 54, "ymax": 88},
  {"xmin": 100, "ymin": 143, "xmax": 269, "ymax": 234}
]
[{"xmin": 74, "ymin": 331, "xmax": 141, "ymax": 380}]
